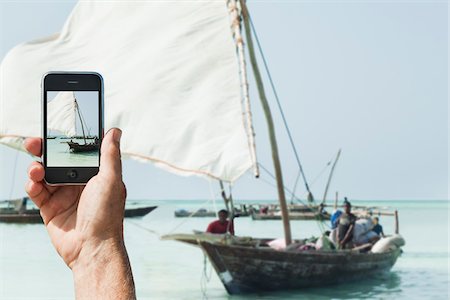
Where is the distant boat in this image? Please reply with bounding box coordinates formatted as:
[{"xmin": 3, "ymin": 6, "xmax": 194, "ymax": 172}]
[
  {"xmin": 251, "ymin": 210, "xmax": 331, "ymax": 221},
  {"xmin": 174, "ymin": 208, "xmax": 216, "ymax": 218},
  {"xmin": 0, "ymin": 198, "xmax": 156, "ymax": 223},
  {"xmin": 174, "ymin": 204, "xmax": 250, "ymax": 218}
]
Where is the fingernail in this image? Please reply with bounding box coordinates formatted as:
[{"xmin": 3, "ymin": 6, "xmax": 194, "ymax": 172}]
[{"xmin": 114, "ymin": 129, "xmax": 122, "ymax": 143}]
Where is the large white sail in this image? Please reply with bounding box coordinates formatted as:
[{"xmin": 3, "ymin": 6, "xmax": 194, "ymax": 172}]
[
  {"xmin": 47, "ymin": 92, "xmax": 76, "ymax": 137},
  {"xmin": 0, "ymin": 0, "xmax": 258, "ymax": 182}
]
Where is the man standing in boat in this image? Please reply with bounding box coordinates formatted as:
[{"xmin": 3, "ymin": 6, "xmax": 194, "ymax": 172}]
[
  {"xmin": 206, "ymin": 209, "xmax": 235, "ymax": 235},
  {"xmin": 337, "ymin": 199, "xmax": 356, "ymax": 249}
]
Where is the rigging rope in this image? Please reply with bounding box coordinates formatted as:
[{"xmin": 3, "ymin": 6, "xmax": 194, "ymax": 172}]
[
  {"xmin": 258, "ymin": 163, "xmax": 332, "ymax": 233},
  {"xmin": 248, "ymin": 14, "xmax": 313, "ymax": 198}
]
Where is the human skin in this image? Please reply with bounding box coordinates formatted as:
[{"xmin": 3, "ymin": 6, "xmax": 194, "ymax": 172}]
[{"xmin": 24, "ymin": 128, "xmax": 136, "ymax": 300}]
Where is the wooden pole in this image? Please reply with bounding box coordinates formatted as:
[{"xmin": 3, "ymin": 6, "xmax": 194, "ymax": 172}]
[
  {"xmin": 322, "ymin": 149, "xmax": 341, "ymax": 204},
  {"xmin": 240, "ymin": 0, "xmax": 292, "ymax": 245},
  {"xmin": 74, "ymin": 99, "xmax": 87, "ymax": 144},
  {"xmin": 394, "ymin": 210, "xmax": 399, "ymax": 234}
]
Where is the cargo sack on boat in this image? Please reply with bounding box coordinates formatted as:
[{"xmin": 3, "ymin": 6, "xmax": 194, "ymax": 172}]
[
  {"xmin": 354, "ymin": 230, "xmax": 378, "ymax": 245},
  {"xmin": 353, "ymin": 218, "xmax": 373, "ymax": 241},
  {"xmin": 371, "ymin": 234, "xmax": 405, "ymax": 253},
  {"xmin": 0, "ymin": 0, "xmax": 258, "ymax": 182},
  {"xmin": 267, "ymin": 238, "xmax": 286, "ymax": 251}
]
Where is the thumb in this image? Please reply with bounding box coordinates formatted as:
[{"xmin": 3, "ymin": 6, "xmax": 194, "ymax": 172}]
[{"xmin": 99, "ymin": 128, "xmax": 122, "ymax": 179}]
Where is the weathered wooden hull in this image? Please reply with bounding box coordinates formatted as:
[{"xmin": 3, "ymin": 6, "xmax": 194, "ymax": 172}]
[
  {"xmin": 67, "ymin": 141, "xmax": 99, "ymax": 153},
  {"xmin": 124, "ymin": 206, "xmax": 157, "ymax": 217},
  {"xmin": 199, "ymin": 242, "xmax": 401, "ymax": 294},
  {"xmin": 0, "ymin": 206, "xmax": 157, "ymax": 223},
  {"xmin": 251, "ymin": 211, "xmax": 331, "ymax": 221},
  {"xmin": 0, "ymin": 211, "xmax": 42, "ymax": 223}
]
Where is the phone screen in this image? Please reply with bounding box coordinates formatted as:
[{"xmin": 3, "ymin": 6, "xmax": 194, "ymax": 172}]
[{"xmin": 46, "ymin": 90, "xmax": 100, "ymax": 167}]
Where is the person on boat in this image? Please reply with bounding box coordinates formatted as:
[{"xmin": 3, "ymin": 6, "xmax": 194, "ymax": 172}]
[
  {"xmin": 206, "ymin": 209, "xmax": 235, "ymax": 235},
  {"xmin": 372, "ymin": 217, "xmax": 385, "ymax": 237},
  {"xmin": 337, "ymin": 199, "xmax": 357, "ymax": 249},
  {"xmin": 24, "ymin": 129, "xmax": 136, "ymax": 299}
]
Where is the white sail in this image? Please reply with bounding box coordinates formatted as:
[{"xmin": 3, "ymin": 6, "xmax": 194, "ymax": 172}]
[
  {"xmin": 0, "ymin": 0, "xmax": 258, "ymax": 182},
  {"xmin": 47, "ymin": 92, "xmax": 76, "ymax": 137}
]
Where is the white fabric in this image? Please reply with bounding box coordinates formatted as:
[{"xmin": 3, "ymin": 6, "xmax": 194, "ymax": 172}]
[
  {"xmin": 371, "ymin": 234, "xmax": 405, "ymax": 253},
  {"xmin": 0, "ymin": 0, "xmax": 256, "ymax": 182},
  {"xmin": 47, "ymin": 92, "xmax": 76, "ymax": 137}
]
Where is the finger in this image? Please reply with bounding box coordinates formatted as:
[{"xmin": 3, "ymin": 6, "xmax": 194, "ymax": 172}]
[
  {"xmin": 28, "ymin": 161, "xmax": 45, "ymax": 182},
  {"xmin": 25, "ymin": 180, "xmax": 51, "ymax": 209},
  {"xmin": 24, "ymin": 138, "xmax": 42, "ymax": 157},
  {"xmin": 27, "ymin": 161, "xmax": 58, "ymax": 194},
  {"xmin": 99, "ymin": 128, "xmax": 122, "ymax": 179}
]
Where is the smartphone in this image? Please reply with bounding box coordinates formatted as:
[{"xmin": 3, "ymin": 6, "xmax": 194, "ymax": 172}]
[{"xmin": 42, "ymin": 72, "xmax": 103, "ymax": 185}]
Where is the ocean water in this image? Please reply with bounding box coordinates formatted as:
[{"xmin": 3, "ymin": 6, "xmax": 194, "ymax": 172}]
[
  {"xmin": 46, "ymin": 138, "xmax": 98, "ymax": 167},
  {"xmin": 0, "ymin": 200, "xmax": 448, "ymax": 299}
]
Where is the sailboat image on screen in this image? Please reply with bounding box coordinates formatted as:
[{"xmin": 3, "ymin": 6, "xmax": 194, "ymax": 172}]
[{"xmin": 48, "ymin": 91, "xmax": 99, "ymax": 153}]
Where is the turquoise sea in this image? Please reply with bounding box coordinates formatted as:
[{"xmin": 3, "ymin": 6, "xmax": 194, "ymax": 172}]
[
  {"xmin": 0, "ymin": 199, "xmax": 448, "ymax": 299},
  {"xmin": 46, "ymin": 138, "xmax": 98, "ymax": 167}
]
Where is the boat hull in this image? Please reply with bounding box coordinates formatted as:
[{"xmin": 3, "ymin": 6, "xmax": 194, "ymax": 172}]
[
  {"xmin": 67, "ymin": 141, "xmax": 99, "ymax": 153},
  {"xmin": 199, "ymin": 241, "xmax": 401, "ymax": 294},
  {"xmin": 0, "ymin": 206, "xmax": 157, "ymax": 223}
]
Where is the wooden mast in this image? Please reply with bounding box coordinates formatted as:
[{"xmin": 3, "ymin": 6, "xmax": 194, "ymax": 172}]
[
  {"xmin": 322, "ymin": 149, "xmax": 342, "ymax": 204},
  {"xmin": 74, "ymin": 98, "xmax": 87, "ymax": 144},
  {"xmin": 240, "ymin": 0, "xmax": 292, "ymax": 245}
]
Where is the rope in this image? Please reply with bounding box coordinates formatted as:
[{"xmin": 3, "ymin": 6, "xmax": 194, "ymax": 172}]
[
  {"xmin": 258, "ymin": 163, "xmax": 332, "ymax": 233},
  {"xmin": 166, "ymin": 197, "xmax": 215, "ymax": 235},
  {"xmin": 200, "ymin": 253, "xmax": 212, "ymax": 299},
  {"xmin": 248, "ymin": 14, "xmax": 312, "ymax": 197},
  {"xmin": 167, "ymin": 181, "xmax": 223, "ymax": 235},
  {"xmin": 126, "ymin": 219, "xmax": 161, "ymax": 238}
]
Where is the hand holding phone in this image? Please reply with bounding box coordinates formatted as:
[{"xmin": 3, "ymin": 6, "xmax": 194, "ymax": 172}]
[{"xmin": 25, "ymin": 129, "xmax": 135, "ymax": 298}]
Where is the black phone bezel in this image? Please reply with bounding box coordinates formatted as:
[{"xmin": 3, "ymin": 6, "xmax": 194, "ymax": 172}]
[{"xmin": 42, "ymin": 72, "xmax": 103, "ymax": 185}]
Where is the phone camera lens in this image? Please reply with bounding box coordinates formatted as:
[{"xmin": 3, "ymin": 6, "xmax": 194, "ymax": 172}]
[{"xmin": 67, "ymin": 170, "xmax": 78, "ymax": 179}]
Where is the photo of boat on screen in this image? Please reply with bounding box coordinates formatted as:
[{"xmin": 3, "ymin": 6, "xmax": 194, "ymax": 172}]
[{"xmin": 46, "ymin": 91, "xmax": 99, "ymax": 167}]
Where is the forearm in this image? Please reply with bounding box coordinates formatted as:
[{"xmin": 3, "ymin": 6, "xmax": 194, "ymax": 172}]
[{"xmin": 72, "ymin": 239, "xmax": 136, "ymax": 300}]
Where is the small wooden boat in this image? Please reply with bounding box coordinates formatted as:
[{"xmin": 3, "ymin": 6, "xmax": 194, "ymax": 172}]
[
  {"xmin": 0, "ymin": 206, "xmax": 157, "ymax": 224},
  {"xmin": 174, "ymin": 209, "xmax": 216, "ymax": 218},
  {"xmin": 124, "ymin": 206, "xmax": 157, "ymax": 217},
  {"xmin": 67, "ymin": 140, "xmax": 99, "ymax": 153},
  {"xmin": 251, "ymin": 211, "xmax": 331, "ymax": 221},
  {"xmin": 174, "ymin": 204, "xmax": 250, "ymax": 218}
]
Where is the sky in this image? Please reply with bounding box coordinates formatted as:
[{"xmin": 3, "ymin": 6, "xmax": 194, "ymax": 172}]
[
  {"xmin": 0, "ymin": 0, "xmax": 448, "ymax": 201},
  {"xmin": 47, "ymin": 91, "xmax": 99, "ymax": 137}
]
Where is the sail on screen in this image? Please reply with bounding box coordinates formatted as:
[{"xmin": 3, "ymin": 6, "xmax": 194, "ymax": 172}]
[
  {"xmin": 46, "ymin": 91, "xmax": 99, "ymax": 167},
  {"xmin": 0, "ymin": 0, "xmax": 258, "ymax": 182}
]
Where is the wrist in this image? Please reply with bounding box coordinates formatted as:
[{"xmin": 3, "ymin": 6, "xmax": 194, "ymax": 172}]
[
  {"xmin": 71, "ymin": 238, "xmax": 135, "ymax": 300},
  {"xmin": 71, "ymin": 237, "xmax": 125, "ymax": 272}
]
